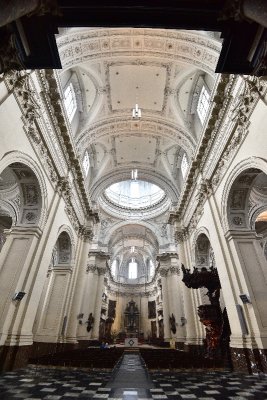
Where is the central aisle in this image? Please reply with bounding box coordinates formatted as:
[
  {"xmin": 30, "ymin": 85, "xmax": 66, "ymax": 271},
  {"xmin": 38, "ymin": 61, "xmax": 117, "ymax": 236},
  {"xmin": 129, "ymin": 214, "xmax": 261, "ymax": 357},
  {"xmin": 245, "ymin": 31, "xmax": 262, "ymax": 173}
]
[{"xmin": 106, "ymin": 350, "xmax": 154, "ymax": 398}]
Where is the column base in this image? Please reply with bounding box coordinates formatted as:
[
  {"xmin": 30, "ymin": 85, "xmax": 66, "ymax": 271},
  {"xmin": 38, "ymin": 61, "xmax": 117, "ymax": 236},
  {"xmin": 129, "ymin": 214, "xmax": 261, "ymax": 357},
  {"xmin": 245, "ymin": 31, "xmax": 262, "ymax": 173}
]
[
  {"xmin": 78, "ymin": 339, "xmax": 100, "ymax": 348},
  {"xmin": 184, "ymin": 343, "xmax": 205, "ymax": 355},
  {"xmin": 175, "ymin": 341, "xmax": 185, "ymax": 350},
  {"xmin": 31, "ymin": 341, "xmax": 77, "ymax": 359},
  {"xmin": 231, "ymin": 347, "xmax": 267, "ymax": 373},
  {"xmin": 0, "ymin": 344, "xmax": 32, "ymax": 372}
]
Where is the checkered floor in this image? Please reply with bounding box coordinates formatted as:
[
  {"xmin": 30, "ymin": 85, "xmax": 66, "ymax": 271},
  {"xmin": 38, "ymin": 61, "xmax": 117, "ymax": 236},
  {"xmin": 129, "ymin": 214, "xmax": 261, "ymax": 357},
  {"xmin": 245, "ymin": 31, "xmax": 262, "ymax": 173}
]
[{"xmin": 1, "ymin": 365, "xmax": 267, "ymax": 399}]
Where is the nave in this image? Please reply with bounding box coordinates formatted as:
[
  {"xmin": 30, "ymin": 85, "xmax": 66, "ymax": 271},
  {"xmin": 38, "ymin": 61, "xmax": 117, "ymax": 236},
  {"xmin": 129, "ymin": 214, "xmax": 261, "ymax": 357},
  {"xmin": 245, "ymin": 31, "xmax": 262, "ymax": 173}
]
[
  {"xmin": 1, "ymin": 0, "xmax": 267, "ymax": 377},
  {"xmin": 1, "ymin": 350, "xmax": 267, "ymax": 399}
]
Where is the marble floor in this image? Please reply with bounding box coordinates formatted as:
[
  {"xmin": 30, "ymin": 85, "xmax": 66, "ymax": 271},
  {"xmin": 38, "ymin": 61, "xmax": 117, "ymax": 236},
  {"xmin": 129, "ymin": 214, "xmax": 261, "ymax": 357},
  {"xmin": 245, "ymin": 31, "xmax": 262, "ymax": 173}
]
[{"xmin": 1, "ymin": 354, "xmax": 267, "ymax": 399}]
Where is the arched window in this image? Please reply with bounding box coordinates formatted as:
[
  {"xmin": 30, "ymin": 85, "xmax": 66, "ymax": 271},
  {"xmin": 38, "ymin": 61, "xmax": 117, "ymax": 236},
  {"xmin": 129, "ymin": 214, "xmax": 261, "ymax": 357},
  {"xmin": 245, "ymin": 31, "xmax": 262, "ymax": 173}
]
[
  {"xmin": 83, "ymin": 150, "xmax": 90, "ymax": 176},
  {"xmin": 64, "ymin": 83, "xmax": 77, "ymax": 122},
  {"xmin": 111, "ymin": 259, "xmax": 117, "ymax": 276},
  {"xmin": 181, "ymin": 153, "xmax": 189, "ymax": 179},
  {"xmin": 149, "ymin": 260, "xmax": 155, "ymax": 278},
  {"xmin": 197, "ymin": 85, "xmax": 210, "ymax": 124},
  {"xmin": 129, "ymin": 259, "xmax": 137, "ymax": 279}
]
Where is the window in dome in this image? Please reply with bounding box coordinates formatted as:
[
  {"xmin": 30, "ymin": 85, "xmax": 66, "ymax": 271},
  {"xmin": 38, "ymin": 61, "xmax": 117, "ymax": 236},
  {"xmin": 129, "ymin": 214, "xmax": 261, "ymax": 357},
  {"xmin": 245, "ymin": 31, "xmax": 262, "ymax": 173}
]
[
  {"xmin": 181, "ymin": 153, "xmax": 189, "ymax": 179},
  {"xmin": 105, "ymin": 180, "xmax": 165, "ymax": 209},
  {"xmin": 64, "ymin": 83, "xmax": 77, "ymax": 122},
  {"xmin": 197, "ymin": 85, "xmax": 210, "ymax": 125},
  {"xmin": 129, "ymin": 259, "xmax": 137, "ymax": 279},
  {"xmin": 83, "ymin": 150, "xmax": 90, "ymax": 176}
]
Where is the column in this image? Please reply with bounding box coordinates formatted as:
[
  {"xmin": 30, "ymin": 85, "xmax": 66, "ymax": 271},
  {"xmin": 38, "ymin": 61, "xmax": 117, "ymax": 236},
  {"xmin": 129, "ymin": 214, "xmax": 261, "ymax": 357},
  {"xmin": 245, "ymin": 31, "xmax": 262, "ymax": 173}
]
[
  {"xmin": 157, "ymin": 253, "xmax": 175, "ymax": 342},
  {"xmin": 65, "ymin": 225, "xmax": 93, "ymax": 343},
  {"xmin": 175, "ymin": 229, "xmax": 198, "ymax": 347},
  {"xmin": 91, "ymin": 251, "xmax": 109, "ymax": 339},
  {"xmin": 206, "ymin": 186, "xmax": 266, "ymax": 372},
  {"xmin": 77, "ymin": 264, "xmax": 98, "ymax": 340},
  {"xmin": 167, "ymin": 254, "xmax": 186, "ymax": 345},
  {"xmin": 0, "ymin": 226, "xmax": 42, "ymax": 347}
]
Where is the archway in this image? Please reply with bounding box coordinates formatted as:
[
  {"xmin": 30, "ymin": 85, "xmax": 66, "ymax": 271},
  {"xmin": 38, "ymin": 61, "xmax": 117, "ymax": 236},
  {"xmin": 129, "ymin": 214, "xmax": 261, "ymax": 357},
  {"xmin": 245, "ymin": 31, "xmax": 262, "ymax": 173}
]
[
  {"xmin": 223, "ymin": 164, "xmax": 267, "ymax": 371},
  {"xmin": 33, "ymin": 230, "xmax": 74, "ymax": 345}
]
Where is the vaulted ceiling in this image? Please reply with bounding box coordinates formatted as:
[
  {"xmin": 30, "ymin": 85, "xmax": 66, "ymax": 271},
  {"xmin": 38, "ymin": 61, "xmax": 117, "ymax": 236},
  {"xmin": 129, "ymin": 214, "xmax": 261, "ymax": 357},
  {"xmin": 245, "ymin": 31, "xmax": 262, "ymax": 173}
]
[{"xmin": 56, "ymin": 27, "xmax": 222, "ymax": 274}]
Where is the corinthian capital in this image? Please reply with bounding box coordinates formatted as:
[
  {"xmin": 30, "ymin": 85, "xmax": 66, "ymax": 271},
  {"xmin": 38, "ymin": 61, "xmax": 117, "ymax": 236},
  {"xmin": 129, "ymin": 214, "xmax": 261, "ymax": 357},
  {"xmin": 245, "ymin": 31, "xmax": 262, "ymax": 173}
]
[
  {"xmin": 79, "ymin": 226, "xmax": 94, "ymax": 242},
  {"xmin": 159, "ymin": 268, "xmax": 169, "ymax": 277},
  {"xmin": 97, "ymin": 267, "xmax": 107, "ymax": 276}
]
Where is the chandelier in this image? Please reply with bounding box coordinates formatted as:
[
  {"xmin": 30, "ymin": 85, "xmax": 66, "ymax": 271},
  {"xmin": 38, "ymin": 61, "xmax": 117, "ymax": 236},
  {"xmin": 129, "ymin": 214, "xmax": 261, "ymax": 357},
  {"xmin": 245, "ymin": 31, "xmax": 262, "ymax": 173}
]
[
  {"xmin": 132, "ymin": 85, "xmax": 141, "ymax": 119},
  {"xmin": 132, "ymin": 103, "xmax": 141, "ymax": 119}
]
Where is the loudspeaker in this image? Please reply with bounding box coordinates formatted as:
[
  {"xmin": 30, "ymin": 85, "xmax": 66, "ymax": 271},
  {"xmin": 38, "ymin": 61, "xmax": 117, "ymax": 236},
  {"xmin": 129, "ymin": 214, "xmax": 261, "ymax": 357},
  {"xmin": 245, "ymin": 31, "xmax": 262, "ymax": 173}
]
[
  {"xmin": 236, "ymin": 304, "xmax": 249, "ymax": 335},
  {"xmin": 239, "ymin": 294, "xmax": 251, "ymax": 304},
  {"xmin": 12, "ymin": 292, "xmax": 26, "ymax": 301}
]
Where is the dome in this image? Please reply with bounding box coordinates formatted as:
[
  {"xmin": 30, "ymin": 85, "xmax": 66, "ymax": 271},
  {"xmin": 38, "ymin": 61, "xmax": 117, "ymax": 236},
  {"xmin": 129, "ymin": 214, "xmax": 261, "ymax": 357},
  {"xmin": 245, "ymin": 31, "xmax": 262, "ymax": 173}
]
[{"xmin": 105, "ymin": 180, "xmax": 165, "ymax": 210}]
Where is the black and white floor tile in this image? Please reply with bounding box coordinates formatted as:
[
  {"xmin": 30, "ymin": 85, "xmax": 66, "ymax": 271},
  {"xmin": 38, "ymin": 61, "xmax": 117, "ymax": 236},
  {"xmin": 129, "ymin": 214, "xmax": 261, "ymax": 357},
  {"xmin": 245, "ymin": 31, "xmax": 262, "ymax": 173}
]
[{"xmin": 0, "ymin": 365, "xmax": 267, "ymax": 399}]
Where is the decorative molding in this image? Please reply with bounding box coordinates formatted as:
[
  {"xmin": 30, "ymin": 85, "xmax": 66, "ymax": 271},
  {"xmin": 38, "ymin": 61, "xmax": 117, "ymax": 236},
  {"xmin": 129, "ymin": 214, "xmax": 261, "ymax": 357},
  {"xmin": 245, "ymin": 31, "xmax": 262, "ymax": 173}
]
[
  {"xmin": 173, "ymin": 75, "xmax": 267, "ymax": 235},
  {"xmin": 0, "ymin": 33, "xmax": 25, "ymax": 73},
  {"xmin": 41, "ymin": 69, "xmax": 98, "ymax": 222},
  {"xmin": 77, "ymin": 117, "xmax": 196, "ymax": 158},
  {"xmin": 86, "ymin": 264, "xmax": 97, "ymax": 273},
  {"xmin": 159, "ymin": 268, "xmax": 169, "ymax": 277},
  {"xmin": 57, "ymin": 28, "xmax": 221, "ymax": 74},
  {"xmin": 169, "ymin": 266, "xmax": 180, "ymax": 275},
  {"xmin": 97, "ymin": 267, "xmax": 107, "ymax": 275},
  {"xmin": 79, "ymin": 225, "xmax": 94, "ymax": 242}
]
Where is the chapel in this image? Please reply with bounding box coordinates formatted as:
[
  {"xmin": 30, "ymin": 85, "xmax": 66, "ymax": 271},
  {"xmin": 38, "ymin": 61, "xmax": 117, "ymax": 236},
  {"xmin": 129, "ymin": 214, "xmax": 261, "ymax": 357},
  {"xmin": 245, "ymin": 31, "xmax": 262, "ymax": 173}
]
[{"xmin": 0, "ymin": 0, "xmax": 267, "ymax": 379}]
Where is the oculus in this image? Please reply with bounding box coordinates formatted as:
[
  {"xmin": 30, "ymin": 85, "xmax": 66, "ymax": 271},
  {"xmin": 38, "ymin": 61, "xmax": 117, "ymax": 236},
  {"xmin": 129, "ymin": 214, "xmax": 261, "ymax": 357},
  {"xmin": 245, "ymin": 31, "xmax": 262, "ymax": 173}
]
[{"xmin": 105, "ymin": 180, "xmax": 165, "ymax": 210}]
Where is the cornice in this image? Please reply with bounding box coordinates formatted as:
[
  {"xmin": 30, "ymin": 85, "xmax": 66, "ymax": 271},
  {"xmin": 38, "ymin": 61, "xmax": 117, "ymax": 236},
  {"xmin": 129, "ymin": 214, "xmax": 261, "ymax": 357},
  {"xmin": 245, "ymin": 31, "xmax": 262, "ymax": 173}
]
[
  {"xmin": 76, "ymin": 116, "xmax": 196, "ymax": 157},
  {"xmin": 173, "ymin": 75, "xmax": 267, "ymax": 231},
  {"xmin": 57, "ymin": 28, "xmax": 221, "ymax": 74},
  {"xmin": 40, "ymin": 69, "xmax": 99, "ymax": 223}
]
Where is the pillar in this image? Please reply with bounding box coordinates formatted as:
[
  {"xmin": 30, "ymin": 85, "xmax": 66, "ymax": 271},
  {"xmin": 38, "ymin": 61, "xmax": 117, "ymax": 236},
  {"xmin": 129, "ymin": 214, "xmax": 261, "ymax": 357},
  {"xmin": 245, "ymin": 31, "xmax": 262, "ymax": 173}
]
[
  {"xmin": 167, "ymin": 254, "xmax": 186, "ymax": 346},
  {"xmin": 157, "ymin": 253, "xmax": 179, "ymax": 342},
  {"xmin": 64, "ymin": 225, "xmax": 93, "ymax": 344},
  {"xmin": 175, "ymin": 228, "xmax": 199, "ymax": 348},
  {"xmin": 90, "ymin": 251, "xmax": 109, "ymax": 339}
]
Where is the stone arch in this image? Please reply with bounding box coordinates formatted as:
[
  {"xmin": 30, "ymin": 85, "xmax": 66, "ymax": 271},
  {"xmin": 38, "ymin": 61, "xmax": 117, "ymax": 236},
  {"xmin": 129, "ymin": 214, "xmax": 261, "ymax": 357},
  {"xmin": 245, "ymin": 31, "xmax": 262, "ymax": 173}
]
[
  {"xmin": 57, "ymin": 224, "xmax": 77, "ymax": 264},
  {"xmin": 221, "ymin": 157, "xmax": 267, "ymax": 233},
  {"xmin": 102, "ymin": 220, "xmax": 160, "ymax": 250},
  {"xmin": 90, "ymin": 167, "xmax": 179, "ymax": 204},
  {"xmin": 0, "ymin": 151, "xmax": 48, "ymax": 230},
  {"xmin": 192, "ymin": 227, "xmax": 215, "ymax": 268},
  {"xmin": 76, "ymin": 116, "xmax": 196, "ymax": 158},
  {"xmin": 57, "ymin": 28, "xmax": 221, "ymax": 75},
  {"xmin": 51, "ymin": 227, "xmax": 75, "ymax": 267}
]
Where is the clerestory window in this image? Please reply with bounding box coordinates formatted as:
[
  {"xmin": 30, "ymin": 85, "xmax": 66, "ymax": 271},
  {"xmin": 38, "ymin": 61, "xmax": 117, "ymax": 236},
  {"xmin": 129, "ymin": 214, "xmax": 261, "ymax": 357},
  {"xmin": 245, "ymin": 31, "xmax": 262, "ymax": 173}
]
[
  {"xmin": 197, "ymin": 85, "xmax": 210, "ymax": 125},
  {"xmin": 64, "ymin": 83, "xmax": 77, "ymax": 122},
  {"xmin": 181, "ymin": 153, "xmax": 189, "ymax": 179},
  {"xmin": 83, "ymin": 150, "xmax": 90, "ymax": 176},
  {"xmin": 128, "ymin": 260, "xmax": 137, "ymax": 279}
]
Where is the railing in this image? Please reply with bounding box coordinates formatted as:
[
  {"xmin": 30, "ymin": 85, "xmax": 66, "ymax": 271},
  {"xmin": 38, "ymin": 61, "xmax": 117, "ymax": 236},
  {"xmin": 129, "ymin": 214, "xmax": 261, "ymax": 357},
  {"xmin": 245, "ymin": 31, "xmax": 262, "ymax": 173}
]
[{"xmin": 105, "ymin": 189, "xmax": 165, "ymax": 209}]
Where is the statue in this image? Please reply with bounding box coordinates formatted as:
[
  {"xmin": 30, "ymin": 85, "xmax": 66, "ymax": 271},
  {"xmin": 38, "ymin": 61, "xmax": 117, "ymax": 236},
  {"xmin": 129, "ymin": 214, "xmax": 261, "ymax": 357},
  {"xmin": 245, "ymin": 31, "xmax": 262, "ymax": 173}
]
[
  {"xmin": 124, "ymin": 300, "xmax": 139, "ymax": 332},
  {"xmin": 169, "ymin": 313, "xmax": 176, "ymax": 334},
  {"xmin": 86, "ymin": 313, "xmax": 94, "ymax": 332},
  {"xmin": 158, "ymin": 310, "xmax": 164, "ymax": 339}
]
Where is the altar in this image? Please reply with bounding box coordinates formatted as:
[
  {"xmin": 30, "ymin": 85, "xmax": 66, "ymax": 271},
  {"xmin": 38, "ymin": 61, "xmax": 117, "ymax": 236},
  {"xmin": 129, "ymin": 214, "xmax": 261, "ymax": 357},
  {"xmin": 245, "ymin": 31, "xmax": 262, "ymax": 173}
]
[
  {"xmin": 124, "ymin": 299, "xmax": 140, "ymax": 335},
  {"xmin": 125, "ymin": 337, "xmax": 138, "ymax": 347}
]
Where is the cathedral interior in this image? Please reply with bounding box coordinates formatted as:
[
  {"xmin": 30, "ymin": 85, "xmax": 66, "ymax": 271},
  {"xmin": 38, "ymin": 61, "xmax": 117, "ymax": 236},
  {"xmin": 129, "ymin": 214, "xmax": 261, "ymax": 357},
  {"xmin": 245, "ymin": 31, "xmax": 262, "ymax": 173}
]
[{"xmin": 1, "ymin": 1, "xmax": 267, "ymax": 397}]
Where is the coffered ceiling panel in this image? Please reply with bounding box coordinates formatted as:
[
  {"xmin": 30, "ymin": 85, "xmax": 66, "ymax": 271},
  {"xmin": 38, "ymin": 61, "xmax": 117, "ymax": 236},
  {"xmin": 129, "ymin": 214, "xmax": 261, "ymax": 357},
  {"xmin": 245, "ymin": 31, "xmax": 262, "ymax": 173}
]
[
  {"xmin": 109, "ymin": 64, "xmax": 167, "ymax": 112},
  {"xmin": 115, "ymin": 136, "xmax": 157, "ymax": 164}
]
